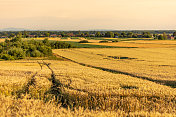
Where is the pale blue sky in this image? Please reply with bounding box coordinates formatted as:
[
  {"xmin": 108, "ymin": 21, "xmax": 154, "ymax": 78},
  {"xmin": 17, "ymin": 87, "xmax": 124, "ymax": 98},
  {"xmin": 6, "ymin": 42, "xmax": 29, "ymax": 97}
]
[{"xmin": 0, "ymin": 0, "xmax": 176, "ymax": 30}]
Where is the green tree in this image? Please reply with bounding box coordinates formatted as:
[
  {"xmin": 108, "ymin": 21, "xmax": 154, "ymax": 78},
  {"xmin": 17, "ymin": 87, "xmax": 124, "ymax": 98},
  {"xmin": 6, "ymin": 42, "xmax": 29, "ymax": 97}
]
[
  {"xmin": 84, "ymin": 32, "xmax": 90, "ymax": 37},
  {"xmin": 45, "ymin": 32, "xmax": 50, "ymax": 37},
  {"xmin": 23, "ymin": 31, "xmax": 28, "ymax": 38},
  {"xmin": 8, "ymin": 47, "xmax": 25, "ymax": 59},
  {"xmin": 158, "ymin": 35, "xmax": 164, "ymax": 40},
  {"xmin": 43, "ymin": 38, "xmax": 50, "ymax": 46},
  {"xmin": 17, "ymin": 32, "xmax": 22, "ymax": 38},
  {"xmin": 163, "ymin": 32, "xmax": 167, "ymax": 40},
  {"xmin": 9, "ymin": 33, "xmax": 16, "ymax": 38},
  {"xmin": 114, "ymin": 32, "xmax": 120, "ymax": 37},
  {"xmin": 173, "ymin": 32, "xmax": 176, "ymax": 37},
  {"xmin": 80, "ymin": 33, "xmax": 85, "ymax": 37},
  {"xmin": 95, "ymin": 32, "xmax": 101, "ymax": 37},
  {"xmin": 143, "ymin": 32, "xmax": 152, "ymax": 38},
  {"xmin": 127, "ymin": 32, "xmax": 133, "ymax": 38},
  {"xmin": 120, "ymin": 32, "xmax": 127, "ymax": 38},
  {"xmin": 105, "ymin": 32, "xmax": 114, "ymax": 38}
]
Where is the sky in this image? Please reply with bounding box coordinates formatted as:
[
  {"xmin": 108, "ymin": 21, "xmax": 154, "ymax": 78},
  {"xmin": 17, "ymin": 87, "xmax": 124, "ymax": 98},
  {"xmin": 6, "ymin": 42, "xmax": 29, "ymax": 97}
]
[{"xmin": 0, "ymin": 0, "xmax": 176, "ymax": 30}]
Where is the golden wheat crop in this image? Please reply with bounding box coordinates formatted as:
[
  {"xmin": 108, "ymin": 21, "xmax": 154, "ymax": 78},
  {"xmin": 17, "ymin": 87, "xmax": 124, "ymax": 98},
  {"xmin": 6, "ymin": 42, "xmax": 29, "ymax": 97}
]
[
  {"xmin": 125, "ymin": 40, "xmax": 176, "ymax": 44},
  {"xmin": 43, "ymin": 59, "xmax": 176, "ymax": 115},
  {"xmin": 0, "ymin": 39, "xmax": 5, "ymax": 42},
  {"xmin": 1, "ymin": 94, "xmax": 174, "ymax": 117},
  {"xmin": 1, "ymin": 50, "xmax": 176, "ymax": 116},
  {"xmin": 53, "ymin": 48, "xmax": 176, "ymax": 82},
  {"xmin": 86, "ymin": 41, "xmax": 176, "ymax": 48}
]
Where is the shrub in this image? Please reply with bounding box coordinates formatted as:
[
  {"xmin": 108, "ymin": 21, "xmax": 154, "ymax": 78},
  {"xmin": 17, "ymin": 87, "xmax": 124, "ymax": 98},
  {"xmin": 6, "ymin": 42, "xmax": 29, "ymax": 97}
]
[
  {"xmin": 31, "ymin": 50, "xmax": 42, "ymax": 57},
  {"xmin": 99, "ymin": 40, "xmax": 109, "ymax": 43},
  {"xmin": 51, "ymin": 41, "xmax": 72, "ymax": 49},
  {"xmin": 1, "ymin": 54, "xmax": 15, "ymax": 60},
  {"xmin": 37, "ymin": 45, "xmax": 52, "ymax": 56},
  {"xmin": 10, "ymin": 37, "xmax": 22, "ymax": 42},
  {"xmin": 42, "ymin": 38, "xmax": 50, "ymax": 46},
  {"xmin": 112, "ymin": 40, "xmax": 119, "ymax": 42},
  {"xmin": 0, "ymin": 46, "xmax": 2, "ymax": 53},
  {"xmin": 8, "ymin": 47, "xmax": 25, "ymax": 59},
  {"xmin": 79, "ymin": 40, "xmax": 89, "ymax": 43}
]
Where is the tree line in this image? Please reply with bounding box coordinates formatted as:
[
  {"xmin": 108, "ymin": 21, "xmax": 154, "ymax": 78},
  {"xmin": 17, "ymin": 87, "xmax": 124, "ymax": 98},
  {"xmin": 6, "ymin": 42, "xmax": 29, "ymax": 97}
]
[{"xmin": 0, "ymin": 31, "xmax": 176, "ymax": 39}]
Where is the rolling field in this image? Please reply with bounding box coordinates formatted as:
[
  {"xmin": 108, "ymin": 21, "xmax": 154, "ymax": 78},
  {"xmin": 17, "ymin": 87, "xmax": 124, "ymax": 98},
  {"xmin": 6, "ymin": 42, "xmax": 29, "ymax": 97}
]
[
  {"xmin": 53, "ymin": 48, "xmax": 176, "ymax": 82},
  {"xmin": 1, "ymin": 59, "xmax": 176, "ymax": 116},
  {"xmin": 124, "ymin": 40, "xmax": 176, "ymax": 44},
  {"xmin": 34, "ymin": 38, "xmax": 176, "ymax": 48},
  {"xmin": 86, "ymin": 41, "xmax": 176, "ymax": 48},
  {"xmin": 1, "ymin": 39, "xmax": 176, "ymax": 116},
  {"xmin": 0, "ymin": 39, "xmax": 5, "ymax": 42}
]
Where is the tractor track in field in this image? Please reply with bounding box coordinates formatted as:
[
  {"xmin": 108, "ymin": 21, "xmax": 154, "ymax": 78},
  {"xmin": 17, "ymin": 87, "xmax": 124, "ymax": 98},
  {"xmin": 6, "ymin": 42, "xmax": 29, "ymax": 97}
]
[
  {"xmin": 15, "ymin": 61, "xmax": 44, "ymax": 97},
  {"xmin": 54, "ymin": 53, "xmax": 176, "ymax": 88}
]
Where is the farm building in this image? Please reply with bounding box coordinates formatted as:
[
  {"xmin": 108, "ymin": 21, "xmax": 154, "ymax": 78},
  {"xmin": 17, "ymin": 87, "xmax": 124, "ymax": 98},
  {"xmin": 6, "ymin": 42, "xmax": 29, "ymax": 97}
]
[
  {"xmin": 0, "ymin": 36, "xmax": 8, "ymax": 38},
  {"xmin": 167, "ymin": 35, "xmax": 175, "ymax": 40},
  {"xmin": 39, "ymin": 35, "xmax": 45, "ymax": 37},
  {"xmin": 115, "ymin": 36, "xmax": 119, "ymax": 38},
  {"xmin": 28, "ymin": 35, "xmax": 36, "ymax": 38},
  {"xmin": 50, "ymin": 34, "xmax": 57, "ymax": 38},
  {"xmin": 137, "ymin": 34, "xmax": 143, "ymax": 38},
  {"xmin": 67, "ymin": 33, "xmax": 75, "ymax": 37}
]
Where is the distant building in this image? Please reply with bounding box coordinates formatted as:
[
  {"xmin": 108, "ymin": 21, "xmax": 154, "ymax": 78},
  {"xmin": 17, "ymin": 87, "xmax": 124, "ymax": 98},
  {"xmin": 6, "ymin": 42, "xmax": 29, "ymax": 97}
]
[
  {"xmin": 89, "ymin": 34, "xmax": 95, "ymax": 37},
  {"xmin": 58, "ymin": 35, "xmax": 62, "ymax": 37},
  {"xmin": 173, "ymin": 36, "xmax": 176, "ymax": 39},
  {"xmin": 0, "ymin": 36, "xmax": 8, "ymax": 38},
  {"xmin": 137, "ymin": 34, "xmax": 143, "ymax": 38},
  {"xmin": 50, "ymin": 34, "xmax": 57, "ymax": 38},
  {"xmin": 115, "ymin": 36, "xmax": 119, "ymax": 38},
  {"xmin": 39, "ymin": 35, "xmax": 45, "ymax": 38},
  {"xmin": 28, "ymin": 35, "xmax": 36, "ymax": 38},
  {"xmin": 167, "ymin": 35, "xmax": 175, "ymax": 40},
  {"xmin": 67, "ymin": 33, "xmax": 75, "ymax": 37}
]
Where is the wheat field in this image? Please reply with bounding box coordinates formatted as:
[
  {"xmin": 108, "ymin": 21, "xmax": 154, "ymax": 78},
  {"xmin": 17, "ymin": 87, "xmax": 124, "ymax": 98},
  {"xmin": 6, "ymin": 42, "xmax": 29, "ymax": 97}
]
[
  {"xmin": 1, "ymin": 42, "xmax": 176, "ymax": 116},
  {"xmin": 53, "ymin": 48, "xmax": 176, "ymax": 82},
  {"xmin": 0, "ymin": 58, "xmax": 176, "ymax": 116},
  {"xmin": 86, "ymin": 41, "xmax": 176, "ymax": 48},
  {"xmin": 124, "ymin": 40, "xmax": 176, "ymax": 44}
]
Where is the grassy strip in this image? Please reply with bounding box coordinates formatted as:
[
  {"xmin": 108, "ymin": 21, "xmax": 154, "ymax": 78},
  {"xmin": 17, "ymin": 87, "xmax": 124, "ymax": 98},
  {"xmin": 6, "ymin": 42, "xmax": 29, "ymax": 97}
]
[{"xmin": 62, "ymin": 41, "xmax": 137, "ymax": 48}]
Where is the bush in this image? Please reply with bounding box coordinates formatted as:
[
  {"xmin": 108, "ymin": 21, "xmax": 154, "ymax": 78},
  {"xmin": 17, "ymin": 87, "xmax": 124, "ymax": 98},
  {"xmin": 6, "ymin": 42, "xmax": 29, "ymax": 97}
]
[
  {"xmin": 0, "ymin": 46, "xmax": 2, "ymax": 53},
  {"xmin": 42, "ymin": 38, "xmax": 50, "ymax": 46},
  {"xmin": 51, "ymin": 41, "xmax": 72, "ymax": 49},
  {"xmin": 99, "ymin": 40, "xmax": 109, "ymax": 43},
  {"xmin": 37, "ymin": 45, "xmax": 52, "ymax": 56},
  {"xmin": 79, "ymin": 40, "xmax": 89, "ymax": 43},
  {"xmin": 1, "ymin": 54, "xmax": 15, "ymax": 60},
  {"xmin": 71, "ymin": 37, "xmax": 79, "ymax": 39},
  {"xmin": 112, "ymin": 40, "xmax": 119, "ymax": 42},
  {"xmin": 8, "ymin": 47, "xmax": 25, "ymax": 59},
  {"xmin": 10, "ymin": 37, "xmax": 22, "ymax": 42},
  {"xmin": 31, "ymin": 50, "xmax": 42, "ymax": 57}
]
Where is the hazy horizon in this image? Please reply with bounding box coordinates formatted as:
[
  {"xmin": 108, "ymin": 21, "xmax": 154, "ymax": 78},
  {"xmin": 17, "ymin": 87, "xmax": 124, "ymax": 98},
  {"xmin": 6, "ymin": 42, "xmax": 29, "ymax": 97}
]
[{"xmin": 1, "ymin": 0, "xmax": 176, "ymax": 30}]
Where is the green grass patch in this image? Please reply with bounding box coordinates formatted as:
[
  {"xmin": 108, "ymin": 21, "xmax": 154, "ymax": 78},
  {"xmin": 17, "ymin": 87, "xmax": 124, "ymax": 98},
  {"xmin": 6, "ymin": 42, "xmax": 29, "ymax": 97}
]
[
  {"xmin": 70, "ymin": 37, "xmax": 80, "ymax": 39},
  {"xmin": 61, "ymin": 37, "xmax": 68, "ymax": 39},
  {"xmin": 119, "ymin": 38, "xmax": 155, "ymax": 41},
  {"xmin": 62, "ymin": 41, "xmax": 136, "ymax": 48}
]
